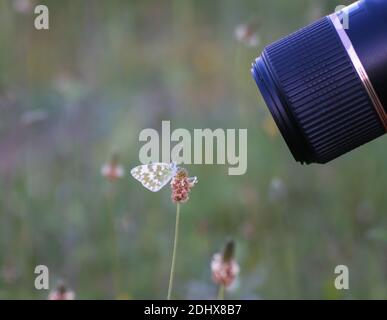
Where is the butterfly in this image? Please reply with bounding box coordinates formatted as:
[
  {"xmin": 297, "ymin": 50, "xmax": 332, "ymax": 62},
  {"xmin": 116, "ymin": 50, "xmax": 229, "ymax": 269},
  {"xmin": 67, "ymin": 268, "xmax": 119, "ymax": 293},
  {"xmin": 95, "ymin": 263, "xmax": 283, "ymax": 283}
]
[{"xmin": 130, "ymin": 162, "xmax": 197, "ymax": 192}]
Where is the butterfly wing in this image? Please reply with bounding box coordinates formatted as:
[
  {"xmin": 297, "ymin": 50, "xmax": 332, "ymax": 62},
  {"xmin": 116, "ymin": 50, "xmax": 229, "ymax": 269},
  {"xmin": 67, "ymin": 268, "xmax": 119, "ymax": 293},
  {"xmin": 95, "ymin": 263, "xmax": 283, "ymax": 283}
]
[{"xmin": 130, "ymin": 163, "xmax": 177, "ymax": 192}]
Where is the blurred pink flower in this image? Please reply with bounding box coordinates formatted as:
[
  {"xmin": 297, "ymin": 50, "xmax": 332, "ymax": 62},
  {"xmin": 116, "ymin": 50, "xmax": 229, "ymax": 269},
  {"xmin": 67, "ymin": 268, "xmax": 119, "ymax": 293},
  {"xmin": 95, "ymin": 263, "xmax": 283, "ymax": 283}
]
[
  {"xmin": 48, "ymin": 283, "xmax": 75, "ymax": 300},
  {"xmin": 170, "ymin": 168, "xmax": 197, "ymax": 204},
  {"xmin": 234, "ymin": 23, "xmax": 260, "ymax": 47},
  {"xmin": 211, "ymin": 241, "xmax": 239, "ymax": 287},
  {"xmin": 101, "ymin": 154, "xmax": 125, "ymax": 181},
  {"xmin": 12, "ymin": 0, "xmax": 34, "ymax": 14}
]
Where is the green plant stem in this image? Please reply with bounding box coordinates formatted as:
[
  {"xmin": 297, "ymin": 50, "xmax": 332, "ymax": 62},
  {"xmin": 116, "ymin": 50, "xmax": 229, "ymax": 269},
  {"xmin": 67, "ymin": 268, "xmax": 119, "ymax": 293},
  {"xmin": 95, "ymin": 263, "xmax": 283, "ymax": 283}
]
[
  {"xmin": 167, "ymin": 203, "xmax": 180, "ymax": 300},
  {"xmin": 217, "ymin": 284, "xmax": 225, "ymax": 300},
  {"xmin": 107, "ymin": 182, "xmax": 120, "ymax": 297}
]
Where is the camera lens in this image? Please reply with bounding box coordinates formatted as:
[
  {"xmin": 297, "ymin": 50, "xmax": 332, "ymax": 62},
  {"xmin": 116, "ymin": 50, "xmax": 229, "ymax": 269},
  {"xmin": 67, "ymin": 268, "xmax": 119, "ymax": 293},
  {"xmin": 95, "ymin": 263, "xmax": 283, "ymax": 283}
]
[{"xmin": 252, "ymin": 0, "xmax": 387, "ymax": 164}]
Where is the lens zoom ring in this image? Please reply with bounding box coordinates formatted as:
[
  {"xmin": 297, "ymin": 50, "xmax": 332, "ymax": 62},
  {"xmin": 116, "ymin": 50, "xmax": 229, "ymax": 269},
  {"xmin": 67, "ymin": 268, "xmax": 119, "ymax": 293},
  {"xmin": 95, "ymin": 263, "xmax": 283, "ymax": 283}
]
[{"xmin": 264, "ymin": 17, "xmax": 385, "ymax": 163}]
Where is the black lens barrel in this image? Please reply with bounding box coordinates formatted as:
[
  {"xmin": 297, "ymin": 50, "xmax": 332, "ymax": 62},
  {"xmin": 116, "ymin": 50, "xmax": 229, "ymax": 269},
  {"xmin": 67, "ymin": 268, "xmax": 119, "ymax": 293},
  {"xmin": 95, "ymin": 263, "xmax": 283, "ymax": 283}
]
[
  {"xmin": 252, "ymin": 0, "xmax": 387, "ymax": 164},
  {"xmin": 345, "ymin": 0, "xmax": 387, "ymax": 112}
]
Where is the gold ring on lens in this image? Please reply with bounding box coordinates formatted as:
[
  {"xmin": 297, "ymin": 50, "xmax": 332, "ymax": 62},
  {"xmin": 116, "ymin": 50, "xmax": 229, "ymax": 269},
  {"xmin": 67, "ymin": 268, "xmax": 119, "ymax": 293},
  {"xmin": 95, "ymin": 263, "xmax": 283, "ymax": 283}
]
[{"xmin": 329, "ymin": 13, "xmax": 387, "ymax": 131}]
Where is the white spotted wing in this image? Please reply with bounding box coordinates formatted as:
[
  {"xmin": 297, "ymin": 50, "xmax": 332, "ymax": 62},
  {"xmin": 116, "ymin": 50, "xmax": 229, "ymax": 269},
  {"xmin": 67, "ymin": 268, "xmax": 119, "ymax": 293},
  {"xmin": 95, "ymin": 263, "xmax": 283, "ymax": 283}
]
[{"xmin": 130, "ymin": 162, "xmax": 178, "ymax": 192}]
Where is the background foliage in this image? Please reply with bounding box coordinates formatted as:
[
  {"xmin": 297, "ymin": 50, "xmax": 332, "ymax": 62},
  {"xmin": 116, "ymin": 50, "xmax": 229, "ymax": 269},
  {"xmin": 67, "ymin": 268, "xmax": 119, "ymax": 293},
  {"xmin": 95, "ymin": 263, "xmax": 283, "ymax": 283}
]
[{"xmin": 1, "ymin": 0, "xmax": 386, "ymax": 299}]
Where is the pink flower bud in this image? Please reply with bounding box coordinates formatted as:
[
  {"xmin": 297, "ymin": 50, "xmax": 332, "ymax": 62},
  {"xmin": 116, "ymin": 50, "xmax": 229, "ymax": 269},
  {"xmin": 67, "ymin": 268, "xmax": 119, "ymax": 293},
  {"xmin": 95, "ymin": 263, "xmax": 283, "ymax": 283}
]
[
  {"xmin": 101, "ymin": 153, "xmax": 125, "ymax": 181},
  {"xmin": 48, "ymin": 283, "xmax": 75, "ymax": 300},
  {"xmin": 211, "ymin": 241, "xmax": 239, "ymax": 287},
  {"xmin": 170, "ymin": 169, "xmax": 196, "ymax": 204}
]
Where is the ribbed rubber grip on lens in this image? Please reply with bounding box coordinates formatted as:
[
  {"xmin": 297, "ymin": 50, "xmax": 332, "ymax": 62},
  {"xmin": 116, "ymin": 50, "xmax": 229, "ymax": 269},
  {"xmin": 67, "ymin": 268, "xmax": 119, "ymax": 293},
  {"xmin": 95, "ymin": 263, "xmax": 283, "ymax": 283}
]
[{"xmin": 263, "ymin": 17, "xmax": 385, "ymax": 163}]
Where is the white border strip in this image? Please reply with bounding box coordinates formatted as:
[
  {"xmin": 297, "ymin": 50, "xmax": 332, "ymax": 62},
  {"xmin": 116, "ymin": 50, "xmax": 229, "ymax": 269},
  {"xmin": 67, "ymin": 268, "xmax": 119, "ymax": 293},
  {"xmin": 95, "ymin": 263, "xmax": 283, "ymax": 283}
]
[{"xmin": 329, "ymin": 13, "xmax": 387, "ymax": 131}]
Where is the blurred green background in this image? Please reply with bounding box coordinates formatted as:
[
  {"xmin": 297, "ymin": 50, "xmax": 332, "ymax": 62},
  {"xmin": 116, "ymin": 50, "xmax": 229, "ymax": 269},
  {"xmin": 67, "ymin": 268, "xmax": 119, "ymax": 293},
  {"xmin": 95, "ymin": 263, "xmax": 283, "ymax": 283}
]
[{"xmin": 1, "ymin": 0, "xmax": 386, "ymax": 299}]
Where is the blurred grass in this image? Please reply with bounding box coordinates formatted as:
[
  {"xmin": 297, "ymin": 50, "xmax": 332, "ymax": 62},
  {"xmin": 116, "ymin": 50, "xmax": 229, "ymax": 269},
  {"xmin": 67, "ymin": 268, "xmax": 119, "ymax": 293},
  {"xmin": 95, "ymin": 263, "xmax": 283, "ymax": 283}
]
[{"xmin": 0, "ymin": 0, "xmax": 386, "ymax": 299}]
